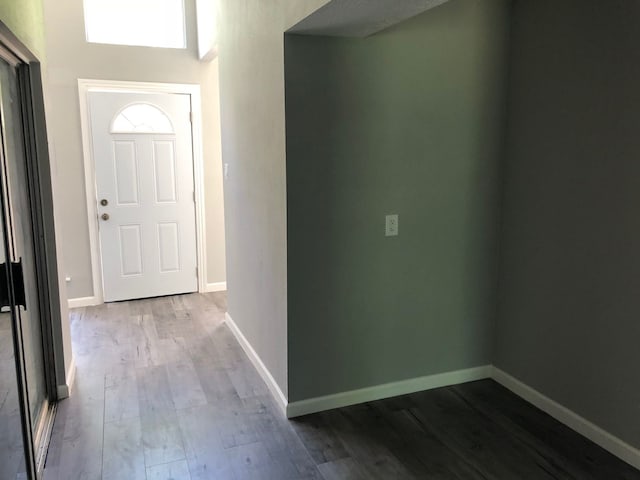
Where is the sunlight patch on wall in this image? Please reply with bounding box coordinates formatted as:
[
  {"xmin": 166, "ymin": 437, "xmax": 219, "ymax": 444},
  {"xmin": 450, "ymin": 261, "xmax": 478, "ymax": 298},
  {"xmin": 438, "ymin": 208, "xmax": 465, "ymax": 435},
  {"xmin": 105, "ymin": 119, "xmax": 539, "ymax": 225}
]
[{"xmin": 196, "ymin": 0, "xmax": 218, "ymax": 60}]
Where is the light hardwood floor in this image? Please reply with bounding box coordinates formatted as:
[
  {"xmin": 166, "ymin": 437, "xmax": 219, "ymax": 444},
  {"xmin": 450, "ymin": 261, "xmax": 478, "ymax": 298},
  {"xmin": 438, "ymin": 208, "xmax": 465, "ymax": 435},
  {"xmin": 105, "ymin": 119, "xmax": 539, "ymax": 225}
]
[{"xmin": 42, "ymin": 293, "xmax": 640, "ymax": 479}]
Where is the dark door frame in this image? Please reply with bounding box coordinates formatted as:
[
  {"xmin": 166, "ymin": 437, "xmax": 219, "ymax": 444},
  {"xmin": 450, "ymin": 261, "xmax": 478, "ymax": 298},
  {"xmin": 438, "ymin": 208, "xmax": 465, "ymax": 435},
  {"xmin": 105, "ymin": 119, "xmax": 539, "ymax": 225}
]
[{"xmin": 0, "ymin": 21, "xmax": 65, "ymax": 479}]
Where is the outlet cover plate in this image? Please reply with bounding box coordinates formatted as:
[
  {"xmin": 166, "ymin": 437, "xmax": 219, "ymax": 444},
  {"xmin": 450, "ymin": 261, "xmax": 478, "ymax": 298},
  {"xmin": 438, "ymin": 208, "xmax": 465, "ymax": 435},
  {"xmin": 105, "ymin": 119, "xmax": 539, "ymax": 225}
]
[{"xmin": 385, "ymin": 214, "xmax": 398, "ymax": 237}]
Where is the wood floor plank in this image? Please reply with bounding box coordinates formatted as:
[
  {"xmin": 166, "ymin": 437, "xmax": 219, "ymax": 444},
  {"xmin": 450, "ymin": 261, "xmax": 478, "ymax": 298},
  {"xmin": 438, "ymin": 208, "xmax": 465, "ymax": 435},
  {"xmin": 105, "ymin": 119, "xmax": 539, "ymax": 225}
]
[
  {"xmin": 141, "ymin": 411, "xmax": 187, "ymax": 468},
  {"xmin": 177, "ymin": 403, "xmax": 225, "ymax": 459},
  {"xmin": 218, "ymin": 409, "xmax": 260, "ymax": 450},
  {"xmin": 453, "ymin": 380, "xmax": 640, "ymax": 480},
  {"xmin": 102, "ymin": 417, "xmax": 145, "ymax": 480},
  {"xmin": 250, "ymin": 401, "xmax": 322, "ymax": 479},
  {"xmin": 290, "ymin": 412, "xmax": 350, "ymax": 465},
  {"xmin": 128, "ymin": 297, "xmax": 153, "ymax": 317},
  {"xmin": 137, "ymin": 365, "xmax": 176, "ymax": 416},
  {"xmin": 42, "ymin": 464, "xmax": 60, "ymax": 480},
  {"xmin": 320, "ymin": 406, "xmax": 416, "ymax": 480},
  {"xmin": 146, "ymin": 459, "xmax": 192, "ymax": 480},
  {"xmin": 410, "ymin": 387, "xmax": 569, "ymax": 479},
  {"xmin": 167, "ymin": 361, "xmax": 208, "ymax": 411},
  {"xmin": 209, "ymin": 325, "xmax": 246, "ymax": 365},
  {"xmin": 317, "ymin": 457, "xmax": 368, "ymax": 480},
  {"xmin": 54, "ymin": 428, "xmax": 103, "ymax": 480},
  {"xmin": 0, "ymin": 447, "xmax": 27, "ymax": 480},
  {"xmin": 60, "ymin": 374, "xmax": 104, "ymax": 443},
  {"xmin": 209, "ymin": 292, "xmax": 227, "ymax": 313},
  {"xmin": 183, "ymin": 332, "xmax": 223, "ymax": 365},
  {"xmin": 130, "ymin": 313, "xmax": 165, "ymax": 368},
  {"xmin": 160, "ymin": 336, "xmax": 194, "ymax": 365},
  {"xmin": 192, "ymin": 362, "xmax": 239, "ymax": 404},
  {"xmin": 104, "ymin": 371, "xmax": 140, "ymax": 423},
  {"xmin": 227, "ymin": 361, "xmax": 269, "ymax": 399},
  {"xmin": 374, "ymin": 407, "xmax": 485, "ymax": 479},
  {"xmin": 189, "ymin": 308, "xmax": 225, "ymax": 337},
  {"xmin": 186, "ymin": 449, "xmax": 236, "ymax": 480},
  {"xmin": 225, "ymin": 441, "xmax": 274, "ymax": 479}
]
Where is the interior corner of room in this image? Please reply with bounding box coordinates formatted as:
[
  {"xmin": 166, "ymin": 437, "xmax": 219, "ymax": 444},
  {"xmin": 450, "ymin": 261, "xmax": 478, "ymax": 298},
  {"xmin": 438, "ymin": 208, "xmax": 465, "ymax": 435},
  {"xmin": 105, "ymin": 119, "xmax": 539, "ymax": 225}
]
[{"xmin": 220, "ymin": 0, "xmax": 640, "ymax": 471}]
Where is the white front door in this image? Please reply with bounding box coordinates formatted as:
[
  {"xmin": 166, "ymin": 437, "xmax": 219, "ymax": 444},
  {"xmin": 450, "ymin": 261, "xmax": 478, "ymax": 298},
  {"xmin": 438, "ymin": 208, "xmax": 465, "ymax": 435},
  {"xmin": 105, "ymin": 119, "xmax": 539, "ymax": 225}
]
[{"xmin": 88, "ymin": 91, "xmax": 198, "ymax": 302}]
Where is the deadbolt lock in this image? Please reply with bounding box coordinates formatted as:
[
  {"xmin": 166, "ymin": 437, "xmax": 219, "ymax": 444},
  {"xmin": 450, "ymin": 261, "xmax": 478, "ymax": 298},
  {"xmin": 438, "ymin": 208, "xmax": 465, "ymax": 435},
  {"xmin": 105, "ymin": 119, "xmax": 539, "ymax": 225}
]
[
  {"xmin": 100, "ymin": 199, "xmax": 108, "ymax": 206},
  {"xmin": 101, "ymin": 213, "xmax": 110, "ymax": 221}
]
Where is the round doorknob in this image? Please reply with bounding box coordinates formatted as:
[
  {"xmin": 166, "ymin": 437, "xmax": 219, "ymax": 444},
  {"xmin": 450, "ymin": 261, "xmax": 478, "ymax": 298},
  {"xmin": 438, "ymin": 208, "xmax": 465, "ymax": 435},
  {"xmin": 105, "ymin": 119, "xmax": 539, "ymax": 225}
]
[{"xmin": 101, "ymin": 213, "xmax": 110, "ymax": 221}]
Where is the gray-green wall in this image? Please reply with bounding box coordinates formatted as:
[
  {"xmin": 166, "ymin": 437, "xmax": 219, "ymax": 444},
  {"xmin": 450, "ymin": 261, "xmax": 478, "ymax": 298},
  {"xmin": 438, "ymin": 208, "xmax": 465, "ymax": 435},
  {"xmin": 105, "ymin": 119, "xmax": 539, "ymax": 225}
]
[
  {"xmin": 0, "ymin": 0, "xmax": 45, "ymax": 58},
  {"xmin": 495, "ymin": 0, "xmax": 640, "ymax": 448},
  {"xmin": 286, "ymin": 0, "xmax": 511, "ymax": 401}
]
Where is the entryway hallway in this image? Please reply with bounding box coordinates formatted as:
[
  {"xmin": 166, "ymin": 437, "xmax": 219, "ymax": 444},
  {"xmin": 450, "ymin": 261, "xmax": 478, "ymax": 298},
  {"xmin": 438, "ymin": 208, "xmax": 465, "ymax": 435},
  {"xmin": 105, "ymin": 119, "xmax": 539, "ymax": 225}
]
[{"xmin": 42, "ymin": 293, "xmax": 640, "ymax": 480}]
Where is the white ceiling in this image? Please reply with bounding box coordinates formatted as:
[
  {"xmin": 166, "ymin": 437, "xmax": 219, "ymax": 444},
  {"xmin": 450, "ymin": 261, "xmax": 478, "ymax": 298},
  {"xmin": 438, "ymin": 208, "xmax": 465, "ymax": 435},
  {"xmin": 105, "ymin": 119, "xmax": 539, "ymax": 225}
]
[{"xmin": 287, "ymin": 0, "xmax": 452, "ymax": 37}]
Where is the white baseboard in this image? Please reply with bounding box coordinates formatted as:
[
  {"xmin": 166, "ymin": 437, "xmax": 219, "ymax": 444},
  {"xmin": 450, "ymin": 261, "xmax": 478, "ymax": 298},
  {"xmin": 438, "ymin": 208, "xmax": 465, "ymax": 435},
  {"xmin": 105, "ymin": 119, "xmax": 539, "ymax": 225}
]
[
  {"xmin": 56, "ymin": 356, "xmax": 76, "ymax": 399},
  {"xmin": 491, "ymin": 367, "xmax": 640, "ymax": 471},
  {"xmin": 224, "ymin": 312, "xmax": 288, "ymax": 416},
  {"xmin": 68, "ymin": 296, "xmax": 100, "ymax": 309},
  {"xmin": 214, "ymin": 320, "xmax": 640, "ymax": 471},
  {"xmin": 69, "ymin": 284, "xmax": 227, "ymax": 306},
  {"xmin": 287, "ymin": 365, "xmax": 492, "ymax": 418},
  {"xmin": 204, "ymin": 282, "xmax": 227, "ymax": 293}
]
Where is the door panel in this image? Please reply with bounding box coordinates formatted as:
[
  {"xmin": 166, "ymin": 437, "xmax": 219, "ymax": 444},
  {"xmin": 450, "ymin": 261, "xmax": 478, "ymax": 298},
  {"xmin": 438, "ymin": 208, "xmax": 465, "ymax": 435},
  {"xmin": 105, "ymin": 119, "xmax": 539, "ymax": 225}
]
[
  {"xmin": 0, "ymin": 58, "xmax": 50, "ymax": 457},
  {"xmin": 119, "ymin": 225, "xmax": 143, "ymax": 276},
  {"xmin": 0, "ymin": 54, "xmax": 55, "ymax": 478},
  {"xmin": 153, "ymin": 140, "xmax": 177, "ymax": 203},
  {"xmin": 114, "ymin": 141, "xmax": 139, "ymax": 205},
  {"xmin": 89, "ymin": 91, "xmax": 198, "ymax": 302},
  {"xmin": 158, "ymin": 222, "xmax": 180, "ymax": 272},
  {"xmin": 0, "ymin": 195, "xmax": 27, "ymax": 480}
]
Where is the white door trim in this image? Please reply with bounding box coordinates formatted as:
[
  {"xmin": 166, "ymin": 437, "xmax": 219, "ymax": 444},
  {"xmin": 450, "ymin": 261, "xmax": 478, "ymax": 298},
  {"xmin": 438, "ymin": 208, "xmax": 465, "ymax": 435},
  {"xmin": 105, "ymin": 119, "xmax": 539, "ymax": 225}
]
[{"xmin": 78, "ymin": 79, "xmax": 208, "ymax": 304}]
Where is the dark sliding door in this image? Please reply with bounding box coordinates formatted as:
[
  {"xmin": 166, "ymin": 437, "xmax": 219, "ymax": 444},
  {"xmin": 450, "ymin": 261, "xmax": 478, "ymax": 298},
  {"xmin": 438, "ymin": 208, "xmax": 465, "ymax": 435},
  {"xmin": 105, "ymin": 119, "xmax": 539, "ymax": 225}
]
[
  {"xmin": 0, "ymin": 50, "xmax": 56, "ymax": 479},
  {"xmin": 0, "ymin": 186, "xmax": 28, "ymax": 479}
]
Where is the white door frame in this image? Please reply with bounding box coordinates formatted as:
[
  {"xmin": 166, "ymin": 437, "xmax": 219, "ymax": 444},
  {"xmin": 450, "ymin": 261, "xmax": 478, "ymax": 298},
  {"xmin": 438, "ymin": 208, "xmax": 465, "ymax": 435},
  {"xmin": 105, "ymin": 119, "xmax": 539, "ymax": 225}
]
[{"xmin": 78, "ymin": 79, "xmax": 208, "ymax": 305}]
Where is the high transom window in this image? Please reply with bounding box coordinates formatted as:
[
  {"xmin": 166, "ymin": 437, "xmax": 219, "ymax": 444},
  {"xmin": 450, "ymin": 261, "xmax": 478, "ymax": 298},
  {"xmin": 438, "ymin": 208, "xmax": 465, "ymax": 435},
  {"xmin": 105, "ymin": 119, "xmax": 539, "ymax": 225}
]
[{"xmin": 83, "ymin": 0, "xmax": 187, "ymax": 49}]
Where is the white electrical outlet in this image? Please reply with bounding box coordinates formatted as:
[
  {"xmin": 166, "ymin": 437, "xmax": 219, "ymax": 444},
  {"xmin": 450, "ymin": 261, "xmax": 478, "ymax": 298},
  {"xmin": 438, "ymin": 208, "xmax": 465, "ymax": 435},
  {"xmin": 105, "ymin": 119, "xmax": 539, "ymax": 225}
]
[{"xmin": 385, "ymin": 214, "xmax": 399, "ymax": 237}]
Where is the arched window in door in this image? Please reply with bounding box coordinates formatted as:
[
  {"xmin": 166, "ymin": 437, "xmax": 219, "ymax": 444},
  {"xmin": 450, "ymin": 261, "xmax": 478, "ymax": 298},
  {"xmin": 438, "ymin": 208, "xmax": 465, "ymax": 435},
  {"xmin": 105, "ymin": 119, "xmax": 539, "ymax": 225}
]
[{"xmin": 111, "ymin": 103, "xmax": 174, "ymax": 134}]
